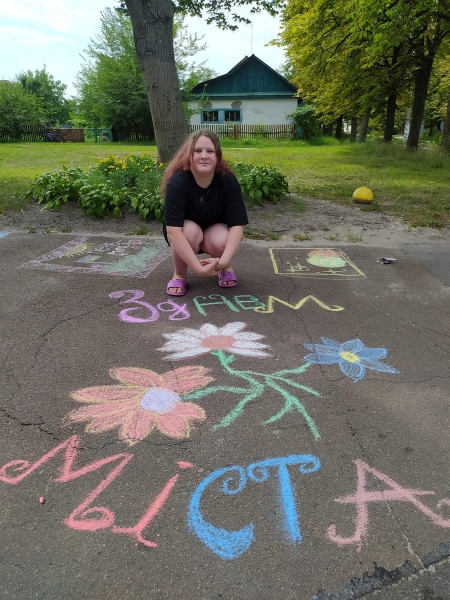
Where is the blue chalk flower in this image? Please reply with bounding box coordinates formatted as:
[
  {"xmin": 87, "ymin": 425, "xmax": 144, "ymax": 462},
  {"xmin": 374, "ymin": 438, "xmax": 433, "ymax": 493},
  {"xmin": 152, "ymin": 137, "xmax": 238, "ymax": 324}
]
[{"xmin": 303, "ymin": 337, "xmax": 400, "ymax": 383}]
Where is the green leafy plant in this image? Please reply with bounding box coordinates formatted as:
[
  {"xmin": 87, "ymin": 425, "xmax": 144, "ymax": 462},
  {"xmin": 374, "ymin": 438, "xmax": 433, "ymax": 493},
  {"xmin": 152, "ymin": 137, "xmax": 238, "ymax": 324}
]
[
  {"xmin": 287, "ymin": 105, "xmax": 322, "ymax": 140},
  {"xmin": 26, "ymin": 166, "xmax": 85, "ymax": 210},
  {"xmin": 233, "ymin": 163, "xmax": 289, "ymax": 205},
  {"xmin": 78, "ymin": 182, "xmax": 127, "ymax": 218},
  {"xmin": 129, "ymin": 190, "xmax": 164, "ymax": 221}
]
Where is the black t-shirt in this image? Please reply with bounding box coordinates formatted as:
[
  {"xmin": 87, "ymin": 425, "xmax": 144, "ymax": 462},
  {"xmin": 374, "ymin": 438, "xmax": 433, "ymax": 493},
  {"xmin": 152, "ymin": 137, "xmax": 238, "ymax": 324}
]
[{"xmin": 164, "ymin": 170, "xmax": 248, "ymax": 230}]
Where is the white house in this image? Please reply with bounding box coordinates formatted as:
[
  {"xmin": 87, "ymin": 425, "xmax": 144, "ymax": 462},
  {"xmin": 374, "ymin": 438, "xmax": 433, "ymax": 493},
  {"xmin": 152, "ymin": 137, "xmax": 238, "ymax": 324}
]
[{"xmin": 189, "ymin": 55, "xmax": 299, "ymax": 127}]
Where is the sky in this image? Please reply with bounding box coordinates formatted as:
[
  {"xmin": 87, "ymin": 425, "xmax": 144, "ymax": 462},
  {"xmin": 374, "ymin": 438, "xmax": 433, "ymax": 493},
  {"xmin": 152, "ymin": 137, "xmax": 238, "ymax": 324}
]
[{"xmin": 0, "ymin": 0, "xmax": 286, "ymax": 98}]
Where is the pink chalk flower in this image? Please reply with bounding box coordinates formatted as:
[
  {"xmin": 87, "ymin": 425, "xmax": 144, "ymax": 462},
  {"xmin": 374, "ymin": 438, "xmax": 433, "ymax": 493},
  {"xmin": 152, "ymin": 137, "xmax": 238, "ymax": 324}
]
[
  {"xmin": 158, "ymin": 322, "xmax": 271, "ymax": 360},
  {"xmin": 67, "ymin": 366, "xmax": 212, "ymax": 445}
]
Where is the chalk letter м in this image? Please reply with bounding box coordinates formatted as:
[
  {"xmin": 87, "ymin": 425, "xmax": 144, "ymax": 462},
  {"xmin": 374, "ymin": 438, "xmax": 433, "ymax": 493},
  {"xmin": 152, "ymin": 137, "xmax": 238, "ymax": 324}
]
[{"xmin": 188, "ymin": 454, "xmax": 320, "ymax": 560}]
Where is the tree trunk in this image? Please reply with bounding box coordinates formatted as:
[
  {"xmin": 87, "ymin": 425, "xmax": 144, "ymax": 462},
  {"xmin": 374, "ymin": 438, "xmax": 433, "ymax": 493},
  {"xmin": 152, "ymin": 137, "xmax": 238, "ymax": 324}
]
[
  {"xmin": 335, "ymin": 115, "xmax": 343, "ymax": 139},
  {"xmin": 440, "ymin": 96, "xmax": 450, "ymax": 153},
  {"xmin": 359, "ymin": 112, "xmax": 370, "ymax": 142},
  {"xmin": 383, "ymin": 93, "xmax": 397, "ymax": 142},
  {"xmin": 125, "ymin": 0, "xmax": 188, "ymax": 163},
  {"xmin": 323, "ymin": 123, "xmax": 333, "ymax": 136},
  {"xmin": 350, "ymin": 117, "xmax": 357, "ymax": 142},
  {"xmin": 406, "ymin": 54, "xmax": 435, "ymax": 151}
]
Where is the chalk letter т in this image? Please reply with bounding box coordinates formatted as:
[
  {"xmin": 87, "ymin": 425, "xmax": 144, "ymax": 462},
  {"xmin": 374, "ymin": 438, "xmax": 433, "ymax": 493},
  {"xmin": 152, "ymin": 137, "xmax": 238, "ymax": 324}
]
[
  {"xmin": 188, "ymin": 455, "xmax": 321, "ymax": 560},
  {"xmin": 247, "ymin": 454, "xmax": 321, "ymax": 544}
]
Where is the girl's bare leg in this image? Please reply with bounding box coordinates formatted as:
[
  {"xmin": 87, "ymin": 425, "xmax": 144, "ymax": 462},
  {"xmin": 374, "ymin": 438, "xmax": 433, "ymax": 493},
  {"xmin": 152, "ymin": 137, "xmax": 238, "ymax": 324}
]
[
  {"xmin": 168, "ymin": 220, "xmax": 203, "ymax": 294},
  {"xmin": 202, "ymin": 223, "xmax": 235, "ymax": 285}
]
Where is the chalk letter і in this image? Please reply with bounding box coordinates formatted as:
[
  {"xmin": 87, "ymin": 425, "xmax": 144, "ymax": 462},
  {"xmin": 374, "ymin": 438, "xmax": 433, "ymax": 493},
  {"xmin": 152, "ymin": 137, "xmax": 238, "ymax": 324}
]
[
  {"xmin": 327, "ymin": 460, "xmax": 450, "ymax": 551},
  {"xmin": 188, "ymin": 454, "xmax": 320, "ymax": 560},
  {"xmin": 193, "ymin": 294, "xmax": 240, "ymax": 317}
]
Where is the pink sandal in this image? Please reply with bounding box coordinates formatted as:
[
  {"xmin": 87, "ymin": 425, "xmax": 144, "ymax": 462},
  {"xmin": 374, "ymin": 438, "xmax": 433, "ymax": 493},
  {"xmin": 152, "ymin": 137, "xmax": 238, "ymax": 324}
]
[
  {"xmin": 218, "ymin": 270, "xmax": 237, "ymax": 288},
  {"xmin": 166, "ymin": 278, "xmax": 187, "ymax": 296}
]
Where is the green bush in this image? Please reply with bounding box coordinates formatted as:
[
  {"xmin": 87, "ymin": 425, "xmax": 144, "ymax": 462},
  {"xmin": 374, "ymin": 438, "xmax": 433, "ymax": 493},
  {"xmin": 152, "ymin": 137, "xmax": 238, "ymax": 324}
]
[
  {"xmin": 79, "ymin": 182, "xmax": 127, "ymax": 218},
  {"xmin": 288, "ymin": 105, "xmax": 322, "ymax": 140},
  {"xmin": 129, "ymin": 190, "xmax": 164, "ymax": 221},
  {"xmin": 233, "ymin": 163, "xmax": 289, "ymax": 205},
  {"xmin": 26, "ymin": 153, "xmax": 289, "ymax": 218},
  {"xmin": 25, "ymin": 166, "xmax": 85, "ymax": 210},
  {"xmin": 26, "ymin": 153, "xmax": 166, "ymax": 221}
]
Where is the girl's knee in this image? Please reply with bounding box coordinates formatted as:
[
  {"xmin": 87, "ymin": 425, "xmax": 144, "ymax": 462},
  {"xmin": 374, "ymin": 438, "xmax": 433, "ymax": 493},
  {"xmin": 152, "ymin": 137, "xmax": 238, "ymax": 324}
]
[
  {"xmin": 203, "ymin": 224, "xmax": 228, "ymax": 253},
  {"xmin": 183, "ymin": 220, "xmax": 203, "ymax": 248}
]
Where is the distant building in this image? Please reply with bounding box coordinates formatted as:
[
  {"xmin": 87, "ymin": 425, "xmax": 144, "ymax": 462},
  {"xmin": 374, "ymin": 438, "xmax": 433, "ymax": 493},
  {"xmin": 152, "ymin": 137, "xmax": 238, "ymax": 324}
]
[{"xmin": 189, "ymin": 55, "xmax": 299, "ymax": 127}]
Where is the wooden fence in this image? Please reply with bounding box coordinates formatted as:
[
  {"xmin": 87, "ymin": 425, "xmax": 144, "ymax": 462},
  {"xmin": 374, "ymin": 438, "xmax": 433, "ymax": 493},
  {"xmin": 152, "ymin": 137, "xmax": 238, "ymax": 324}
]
[
  {"xmin": 189, "ymin": 123, "xmax": 295, "ymax": 139},
  {"xmin": 0, "ymin": 124, "xmax": 47, "ymax": 142},
  {"xmin": 51, "ymin": 128, "xmax": 84, "ymax": 142},
  {"xmin": 0, "ymin": 123, "xmax": 294, "ymax": 143},
  {"xmin": 111, "ymin": 126, "xmax": 155, "ymax": 142},
  {"xmin": 0, "ymin": 125, "xmax": 84, "ymax": 142}
]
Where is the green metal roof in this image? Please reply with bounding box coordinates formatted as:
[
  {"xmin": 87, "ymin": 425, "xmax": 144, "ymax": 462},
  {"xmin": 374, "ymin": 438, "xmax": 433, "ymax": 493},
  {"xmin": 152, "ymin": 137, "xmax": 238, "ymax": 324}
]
[{"xmin": 191, "ymin": 55, "xmax": 297, "ymax": 98}]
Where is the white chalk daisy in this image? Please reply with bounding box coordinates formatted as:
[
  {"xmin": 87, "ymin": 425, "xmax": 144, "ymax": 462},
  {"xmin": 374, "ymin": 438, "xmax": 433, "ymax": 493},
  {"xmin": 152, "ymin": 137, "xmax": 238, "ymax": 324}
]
[{"xmin": 158, "ymin": 322, "xmax": 271, "ymax": 360}]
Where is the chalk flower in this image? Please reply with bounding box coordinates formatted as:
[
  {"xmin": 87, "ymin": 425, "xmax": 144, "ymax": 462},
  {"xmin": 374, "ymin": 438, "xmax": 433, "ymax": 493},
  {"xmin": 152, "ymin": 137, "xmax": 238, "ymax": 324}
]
[
  {"xmin": 303, "ymin": 337, "xmax": 400, "ymax": 383},
  {"xmin": 67, "ymin": 366, "xmax": 212, "ymax": 445},
  {"xmin": 158, "ymin": 322, "xmax": 271, "ymax": 360}
]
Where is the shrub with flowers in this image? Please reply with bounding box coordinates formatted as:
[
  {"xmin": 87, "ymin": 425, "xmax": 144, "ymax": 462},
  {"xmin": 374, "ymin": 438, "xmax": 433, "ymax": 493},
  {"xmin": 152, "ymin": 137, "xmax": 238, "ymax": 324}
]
[
  {"xmin": 26, "ymin": 153, "xmax": 289, "ymax": 220},
  {"xmin": 27, "ymin": 153, "xmax": 166, "ymax": 221}
]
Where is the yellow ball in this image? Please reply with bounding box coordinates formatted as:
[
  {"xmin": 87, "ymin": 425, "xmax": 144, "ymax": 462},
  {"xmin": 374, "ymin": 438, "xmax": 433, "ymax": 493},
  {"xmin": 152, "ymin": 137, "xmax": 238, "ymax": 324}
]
[{"xmin": 353, "ymin": 187, "xmax": 373, "ymax": 204}]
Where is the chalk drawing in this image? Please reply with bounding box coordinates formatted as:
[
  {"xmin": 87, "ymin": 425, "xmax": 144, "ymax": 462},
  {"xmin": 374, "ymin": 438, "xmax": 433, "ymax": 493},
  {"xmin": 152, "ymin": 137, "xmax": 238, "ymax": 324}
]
[
  {"xmin": 270, "ymin": 248, "xmax": 366, "ymax": 279},
  {"xmin": 303, "ymin": 337, "xmax": 400, "ymax": 382},
  {"xmin": 188, "ymin": 454, "xmax": 321, "ymax": 559},
  {"xmin": 18, "ymin": 236, "xmax": 171, "ymax": 277},
  {"xmin": 109, "ymin": 290, "xmax": 190, "ymax": 322},
  {"xmin": 0, "ymin": 435, "xmax": 192, "ymax": 546},
  {"xmin": 66, "ymin": 366, "xmax": 212, "ymax": 445},
  {"xmin": 193, "ymin": 294, "xmax": 266, "ymax": 316},
  {"xmin": 109, "ymin": 290, "xmax": 343, "ymax": 320},
  {"xmin": 158, "ymin": 322, "xmax": 321, "ymax": 436},
  {"xmin": 254, "ymin": 295, "xmax": 344, "ymax": 315},
  {"xmin": 0, "ymin": 232, "xmax": 10, "ymax": 239},
  {"xmin": 328, "ymin": 460, "xmax": 450, "ymax": 550}
]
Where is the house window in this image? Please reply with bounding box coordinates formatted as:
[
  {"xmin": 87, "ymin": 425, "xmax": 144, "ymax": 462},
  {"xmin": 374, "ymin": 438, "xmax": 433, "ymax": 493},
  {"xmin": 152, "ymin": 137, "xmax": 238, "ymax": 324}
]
[
  {"xmin": 201, "ymin": 109, "xmax": 242, "ymax": 124},
  {"xmin": 203, "ymin": 110, "xmax": 219, "ymax": 122},
  {"xmin": 225, "ymin": 110, "xmax": 241, "ymax": 122}
]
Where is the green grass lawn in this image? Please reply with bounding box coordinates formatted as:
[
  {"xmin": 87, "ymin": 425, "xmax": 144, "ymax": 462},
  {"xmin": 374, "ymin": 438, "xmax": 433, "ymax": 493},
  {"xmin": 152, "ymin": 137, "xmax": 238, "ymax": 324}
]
[{"xmin": 1, "ymin": 139, "xmax": 449, "ymax": 228}]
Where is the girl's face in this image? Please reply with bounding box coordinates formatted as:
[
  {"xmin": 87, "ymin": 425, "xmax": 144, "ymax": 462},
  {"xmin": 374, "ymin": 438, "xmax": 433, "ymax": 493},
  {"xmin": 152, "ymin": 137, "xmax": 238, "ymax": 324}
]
[{"xmin": 190, "ymin": 135, "xmax": 218, "ymax": 180}]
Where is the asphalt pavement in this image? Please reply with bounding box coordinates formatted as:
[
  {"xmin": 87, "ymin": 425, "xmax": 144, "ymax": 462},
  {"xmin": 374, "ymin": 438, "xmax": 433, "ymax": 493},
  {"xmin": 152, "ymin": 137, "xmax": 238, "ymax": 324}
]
[{"xmin": 1, "ymin": 230, "xmax": 449, "ymax": 600}]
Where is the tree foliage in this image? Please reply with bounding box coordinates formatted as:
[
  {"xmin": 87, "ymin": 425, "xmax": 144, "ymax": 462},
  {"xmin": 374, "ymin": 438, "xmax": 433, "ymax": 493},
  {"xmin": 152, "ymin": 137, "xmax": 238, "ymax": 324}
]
[
  {"xmin": 122, "ymin": 0, "xmax": 282, "ymax": 162},
  {"xmin": 15, "ymin": 67, "xmax": 71, "ymax": 125},
  {"xmin": 287, "ymin": 104, "xmax": 321, "ymax": 139},
  {"xmin": 277, "ymin": 0, "xmax": 450, "ymax": 148},
  {"xmin": 0, "ymin": 81, "xmax": 45, "ymax": 128},
  {"xmin": 75, "ymin": 7, "xmax": 216, "ymax": 131}
]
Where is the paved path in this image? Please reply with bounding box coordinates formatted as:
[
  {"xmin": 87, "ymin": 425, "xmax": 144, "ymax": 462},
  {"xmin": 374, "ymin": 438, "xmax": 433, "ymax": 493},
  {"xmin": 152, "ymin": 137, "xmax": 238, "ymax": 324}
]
[{"xmin": 1, "ymin": 230, "xmax": 449, "ymax": 599}]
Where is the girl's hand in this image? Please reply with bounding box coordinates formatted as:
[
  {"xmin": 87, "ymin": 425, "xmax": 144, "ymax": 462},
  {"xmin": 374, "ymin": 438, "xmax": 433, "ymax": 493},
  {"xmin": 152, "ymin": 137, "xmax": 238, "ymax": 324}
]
[{"xmin": 196, "ymin": 257, "xmax": 220, "ymax": 276}]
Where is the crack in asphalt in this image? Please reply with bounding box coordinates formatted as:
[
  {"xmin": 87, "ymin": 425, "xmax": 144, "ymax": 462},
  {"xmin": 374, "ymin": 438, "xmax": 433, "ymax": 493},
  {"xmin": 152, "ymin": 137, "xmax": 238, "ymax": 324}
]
[{"xmin": 314, "ymin": 543, "xmax": 450, "ymax": 599}]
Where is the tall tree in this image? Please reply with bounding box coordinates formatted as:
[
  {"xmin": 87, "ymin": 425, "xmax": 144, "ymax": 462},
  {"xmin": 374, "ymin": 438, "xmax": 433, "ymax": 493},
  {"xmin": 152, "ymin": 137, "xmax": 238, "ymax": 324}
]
[
  {"xmin": 278, "ymin": 0, "xmax": 413, "ymax": 139},
  {"xmin": 123, "ymin": 0, "xmax": 280, "ymax": 162},
  {"xmin": 0, "ymin": 81, "xmax": 44, "ymax": 129},
  {"xmin": 75, "ymin": 8, "xmax": 214, "ymax": 130},
  {"xmin": 15, "ymin": 67, "xmax": 71, "ymax": 125},
  {"xmin": 277, "ymin": 0, "xmax": 450, "ymax": 149}
]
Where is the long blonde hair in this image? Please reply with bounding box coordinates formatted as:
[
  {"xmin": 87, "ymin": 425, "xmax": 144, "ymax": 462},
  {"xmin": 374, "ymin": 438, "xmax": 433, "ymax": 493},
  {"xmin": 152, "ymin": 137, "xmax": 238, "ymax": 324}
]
[{"xmin": 160, "ymin": 129, "xmax": 231, "ymax": 196}]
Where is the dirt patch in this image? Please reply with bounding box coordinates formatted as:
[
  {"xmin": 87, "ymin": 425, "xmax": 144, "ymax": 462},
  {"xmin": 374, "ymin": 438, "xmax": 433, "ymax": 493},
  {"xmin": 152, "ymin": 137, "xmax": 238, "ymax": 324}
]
[{"xmin": 1, "ymin": 195, "xmax": 448, "ymax": 249}]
